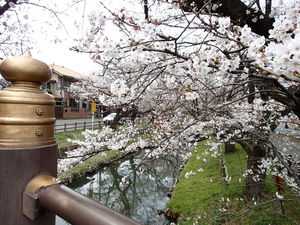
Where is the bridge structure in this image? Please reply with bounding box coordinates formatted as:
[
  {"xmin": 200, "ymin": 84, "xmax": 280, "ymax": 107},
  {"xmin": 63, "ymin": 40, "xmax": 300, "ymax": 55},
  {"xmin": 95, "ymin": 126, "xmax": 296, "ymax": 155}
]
[{"xmin": 0, "ymin": 52, "xmax": 141, "ymax": 225}]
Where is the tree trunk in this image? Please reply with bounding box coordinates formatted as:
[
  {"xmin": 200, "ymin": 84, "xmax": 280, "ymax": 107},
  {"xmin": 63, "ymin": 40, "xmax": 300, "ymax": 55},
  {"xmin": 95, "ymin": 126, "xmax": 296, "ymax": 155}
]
[
  {"xmin": 244, "ymin": 145, "xmax": 267, "ymax": 199},
  {"xmin": 238, "ymin": 141, "xmax": 267, "ymax": 199},
  {"xmin": 224, "ymin": 142, "xmax": 236, "ymax": 154}
]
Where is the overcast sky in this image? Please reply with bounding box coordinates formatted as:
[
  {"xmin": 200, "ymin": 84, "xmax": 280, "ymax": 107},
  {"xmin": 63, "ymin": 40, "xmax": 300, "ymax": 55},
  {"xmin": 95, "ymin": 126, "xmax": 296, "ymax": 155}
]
[
  {"xmin": 26, "ymin": 0, "xmax": 102, "ymax": 75},
  {"xmin": 27, "ymin": 0, "xmax": 139, "ymax": 75}
]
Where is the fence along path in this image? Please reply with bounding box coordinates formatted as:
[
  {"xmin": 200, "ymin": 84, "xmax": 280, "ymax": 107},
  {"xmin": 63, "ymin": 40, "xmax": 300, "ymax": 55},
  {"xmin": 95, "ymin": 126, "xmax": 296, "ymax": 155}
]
[{"xmin": 55, "ymin": 121, "xmax": 105, "ymax": 133}]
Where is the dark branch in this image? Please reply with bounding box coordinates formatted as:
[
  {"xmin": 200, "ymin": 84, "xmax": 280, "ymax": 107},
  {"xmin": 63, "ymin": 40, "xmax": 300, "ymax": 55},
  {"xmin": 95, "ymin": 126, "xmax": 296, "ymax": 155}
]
[
  {"xmin": 0, "ymin": 0, "xmax": 18, "ymax": 17},
  {"xmin": 265, "ymin": 0, "xmax": 272, "ymax": 15},
  {"xmin": 250, "ymin": 74, "xmax": 300, "ymax": 118},
  {"xmin": 142, "ymin": 48, "xmax": 189, "ymax": 60},
  {"xmin": 181, "ymin": 0, "xmax": 275, "ymax": 37},
  {"xmin": 144, "ymin": 0, "xmax": 149, "ymax": 20}
]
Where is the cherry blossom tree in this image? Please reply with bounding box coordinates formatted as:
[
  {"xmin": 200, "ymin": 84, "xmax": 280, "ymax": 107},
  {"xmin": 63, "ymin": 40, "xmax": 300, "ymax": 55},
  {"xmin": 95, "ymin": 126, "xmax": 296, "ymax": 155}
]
[
  {"xmin": 66, "ymin": 0, "xmax": 300, "ymax": 203},
  {"xmin": 0, "ymin": 0, "xmax": 86, "ymax": 59},
  {"xmin": 0, "ymin": 0, "xmax": 89, "ymax": 89}
]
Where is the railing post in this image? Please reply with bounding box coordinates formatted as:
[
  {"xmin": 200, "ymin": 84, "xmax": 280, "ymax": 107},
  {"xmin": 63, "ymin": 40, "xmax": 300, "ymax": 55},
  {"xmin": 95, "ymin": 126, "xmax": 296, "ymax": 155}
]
[
  {"xmin": 75, "ymin": 122, "xmax": 77, "ymax": 131},
  {"xmin": 0, "ymin": 52, "xmax": 57, "ymax": 224},
  {"xmin": 64, "ymin": 123, "xmax": 67, "ymax": 133}
]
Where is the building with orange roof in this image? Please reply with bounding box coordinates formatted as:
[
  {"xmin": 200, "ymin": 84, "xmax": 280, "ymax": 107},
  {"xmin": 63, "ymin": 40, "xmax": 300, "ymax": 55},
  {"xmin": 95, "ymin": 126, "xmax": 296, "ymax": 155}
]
[{"xmin": 43, "ymin": 64, "xmax": 94, "ymax": 119}]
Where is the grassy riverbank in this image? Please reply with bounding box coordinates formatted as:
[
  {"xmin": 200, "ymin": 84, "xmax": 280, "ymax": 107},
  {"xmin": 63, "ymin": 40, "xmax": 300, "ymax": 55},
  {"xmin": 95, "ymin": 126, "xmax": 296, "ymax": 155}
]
[
  {"xmin": 56, "ymin": 130, "xmax": 85, "ymax": 148},
  {"xmin": 167, "ymin": 140, "xmax": 300, "ymax": 225},
  {"xmin": 56, "ymin": 130, "xmax": 124, "ymax": 185},
  {"xmin": 58, "ymin": 150, "xmax": 124, "ymax": 185}
]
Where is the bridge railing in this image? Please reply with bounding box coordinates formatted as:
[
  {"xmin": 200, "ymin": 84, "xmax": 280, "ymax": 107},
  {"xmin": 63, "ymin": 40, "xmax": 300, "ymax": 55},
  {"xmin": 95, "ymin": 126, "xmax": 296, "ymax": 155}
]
[
  {"xmin": 23, "ymin": 174, "xmax": 140, "ymax": 225},
  {"xmin": 0, "ymin": 52, "xmax": 140, "ymax": 225}
]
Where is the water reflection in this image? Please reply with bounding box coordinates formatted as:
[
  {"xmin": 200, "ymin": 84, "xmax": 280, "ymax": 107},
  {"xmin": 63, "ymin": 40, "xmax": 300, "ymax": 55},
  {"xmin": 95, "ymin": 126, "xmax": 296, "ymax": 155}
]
[{"xmin": 56, "ymin": 153, "xmax": 180, "ymax": 225}]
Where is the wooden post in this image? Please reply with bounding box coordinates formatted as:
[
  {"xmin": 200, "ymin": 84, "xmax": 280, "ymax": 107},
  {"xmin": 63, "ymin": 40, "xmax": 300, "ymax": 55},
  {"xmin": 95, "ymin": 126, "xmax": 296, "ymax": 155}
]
[
  {"xmin": 92, "ymin": 112, "xmax": 95, "ymax": 131},
  {"xmin": 75, "ymin": 122, "xmax": 77, "ymax": 131},
  {"xmin": 84, "ymin": 121, "xmax": 86, "ymax": 130},
  {"xmin": 64, "ymin": 123, "xmax": 67, "ymax": 133},
  {"xmin": 0, "ymin": 52, "xmax": 57, "ymax": 225}
]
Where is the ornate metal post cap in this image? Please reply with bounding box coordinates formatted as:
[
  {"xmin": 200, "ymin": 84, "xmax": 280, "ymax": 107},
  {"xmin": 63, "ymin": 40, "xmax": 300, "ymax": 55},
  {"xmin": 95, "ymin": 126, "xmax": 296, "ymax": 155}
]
[
  {"xmin": 0, "ymin": 51, "xmax": 52, "ymax": 84},
  {"xmin": 0, "ymin": 52, "xmax": 56, "ymax": 148}
]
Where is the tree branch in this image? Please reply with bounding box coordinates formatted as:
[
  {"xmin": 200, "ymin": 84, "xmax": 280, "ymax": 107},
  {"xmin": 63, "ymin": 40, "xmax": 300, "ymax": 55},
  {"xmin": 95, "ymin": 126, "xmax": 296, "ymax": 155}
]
[
  {"xmin": 0, "ymin": 0, "xmax": 18, "ymax": 17},
  {"xmin": 144, "ymin": 0, "xmax": 149, "ymax": 20},
  {"xmin": 142, "ymin": 48, "xmax": 189, "ymax": 60},
  {"xmin": 182, "ymin": 0, "xmax": 275, "ymax": 37}
]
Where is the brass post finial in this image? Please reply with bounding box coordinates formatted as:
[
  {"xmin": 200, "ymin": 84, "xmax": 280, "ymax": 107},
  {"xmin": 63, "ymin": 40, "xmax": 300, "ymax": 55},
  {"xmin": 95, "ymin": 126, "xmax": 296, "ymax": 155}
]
[
  {"xmin": 0, "ymin": 54, "xmax": 56, "ymax": 148},
  {"xmin": 0, "ymin": 52, "xmax": 51, "ymax": 84}
]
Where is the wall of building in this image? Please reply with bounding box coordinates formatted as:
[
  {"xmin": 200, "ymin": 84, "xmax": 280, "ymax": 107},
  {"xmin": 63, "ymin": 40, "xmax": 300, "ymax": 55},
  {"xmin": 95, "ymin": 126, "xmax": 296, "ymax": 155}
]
[{"xmin": 62, "ymin": 107, "xmax": 91, "ymax": 119}]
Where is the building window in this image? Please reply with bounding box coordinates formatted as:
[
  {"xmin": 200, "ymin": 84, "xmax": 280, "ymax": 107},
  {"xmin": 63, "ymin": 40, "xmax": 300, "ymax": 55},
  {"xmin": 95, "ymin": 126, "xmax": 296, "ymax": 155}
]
[
  {"xmin": 42, "ymin": 82, "xmax": 51, "ymax": 90},
  {"xmin": 69, "ymin": 99, "xmax": 78, "ymax": 108},
  {"xmin": 55, "ymin": 99, "xmax": 63, "ymax": 105},
  {"xmin": 63, "ymin": 80, "xmax": 70, "ymax": 87}
]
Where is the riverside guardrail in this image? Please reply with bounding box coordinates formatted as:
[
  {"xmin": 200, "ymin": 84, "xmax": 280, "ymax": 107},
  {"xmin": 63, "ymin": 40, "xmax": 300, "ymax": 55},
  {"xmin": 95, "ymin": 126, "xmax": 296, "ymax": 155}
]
[
  {"xmin": 0, "ymin": 52, "xmax": 141, "ymax": 225},
  {"xmin": 55, "ymin": 121, "xmax": 104, "ymax": 133}
]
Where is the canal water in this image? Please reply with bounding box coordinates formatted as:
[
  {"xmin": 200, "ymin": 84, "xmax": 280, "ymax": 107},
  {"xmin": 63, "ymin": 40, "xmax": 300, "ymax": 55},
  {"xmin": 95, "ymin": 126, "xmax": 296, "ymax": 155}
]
[
  {"xmin": 270, "ymin": 130, "xmax": 300, "ymax": 158},
  {"xmin": 56, "ymin": 152, "xmax": 181, "ymax": 225}
]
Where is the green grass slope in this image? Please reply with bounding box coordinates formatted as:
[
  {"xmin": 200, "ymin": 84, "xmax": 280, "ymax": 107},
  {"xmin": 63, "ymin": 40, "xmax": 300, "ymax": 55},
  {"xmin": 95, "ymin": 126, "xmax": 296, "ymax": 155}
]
[{"xmin": 167, "ymin": 140, "xmax": 300, "ymax": 225}]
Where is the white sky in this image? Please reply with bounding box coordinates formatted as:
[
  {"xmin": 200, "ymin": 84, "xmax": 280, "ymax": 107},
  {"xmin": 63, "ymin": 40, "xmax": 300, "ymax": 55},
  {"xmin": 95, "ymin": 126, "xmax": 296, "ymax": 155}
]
[
  {"xmin": 27, "ymin": 0, "xmax": 143, "ymax": 75},
  {"xmin": 32, "ymin": 41, "xmax": 98, "ymax": 75},
  {"xmin": 26, "ymin": 0, "xmax": 140, "ymax": 75},
  {"xmin": 26, "ymin": 0, "xmax": 138, "ymax": 74},
  {"xmin": 25, "ymin": 0, "xmax": 103, "ymax": 75}
]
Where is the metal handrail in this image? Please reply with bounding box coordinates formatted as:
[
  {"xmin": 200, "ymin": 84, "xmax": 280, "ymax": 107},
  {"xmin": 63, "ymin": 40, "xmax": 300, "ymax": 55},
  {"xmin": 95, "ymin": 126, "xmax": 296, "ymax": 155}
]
[
  {"xmin": 23, "ymin": 174, "xmax": 141, "ymax": 225},
  {"xmin": 41, "ymin": 185, "xmax": 140, "ymax": 225}
]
